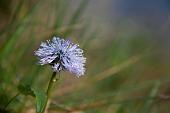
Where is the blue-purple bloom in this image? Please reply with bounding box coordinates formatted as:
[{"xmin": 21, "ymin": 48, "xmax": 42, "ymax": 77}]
[{"xmin": 34, "ymin": 36, "xmax": 86, "ymax": 77}]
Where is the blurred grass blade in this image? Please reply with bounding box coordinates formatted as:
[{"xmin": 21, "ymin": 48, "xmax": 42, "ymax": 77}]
[
  {"xmin": 0, "ymin": 1, "xmax": 40, "ymax": 61},
  {"xmin": 0, "ymin": 0, "xmax": 40, "ymax": 37},
  {"xmin": 12, "ymin": 26, "xmax": 35, "ymax": 73},
  {"xmin": 69, "ymin": 0, "xmax": 89, "ymax": 24},
  {"xmin": 82, "ymin": 29, "xmax": 98, "ymax": 48},
  {"xmin": 140, "ymin": 81, "xmax": 160, "ymax": 113},
  {"xmin": 95, "ymin": 54, "xmax": 142, "ymax": 81},
  {"xmin": 54, "ymin": 0, "xmax": 70, "ymax": 30},
  {"xmin": 0, "ymin": 22, "xmax": 27, "ymax": 60},
  {"xmin": 64, "ymin": 0, "xmax": 89, "ymax": 37},
  {"xmin": 10, "ymin": 0, "xmax": 24, "ymax": 24},
  {"xmin": 0, "ymin": 0, "xmax": 24, "ymax": 36},
  {"xmin": 78, "ymin": 21, "xmax": 90, "ymax": 38}
]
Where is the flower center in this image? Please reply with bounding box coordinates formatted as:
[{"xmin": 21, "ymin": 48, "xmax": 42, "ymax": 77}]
[{"xmin": 50, "ymin": 51, "xmax": 63, "ymax": 63}]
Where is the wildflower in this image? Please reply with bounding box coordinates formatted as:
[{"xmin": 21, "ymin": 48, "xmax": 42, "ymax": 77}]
[{"xmin": 34, "ymin": 36, "xmax": 86, "ymax": 77}]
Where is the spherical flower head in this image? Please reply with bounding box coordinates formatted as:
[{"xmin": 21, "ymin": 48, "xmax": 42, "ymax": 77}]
[{"xmin": 34, "ymin": 36, "xmax": 86, "ymax": 77}]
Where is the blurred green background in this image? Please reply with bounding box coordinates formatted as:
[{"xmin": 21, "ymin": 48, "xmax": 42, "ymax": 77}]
[{"xmin": 0, "ymin": 0, "xmax": 170, "ymax": 113}]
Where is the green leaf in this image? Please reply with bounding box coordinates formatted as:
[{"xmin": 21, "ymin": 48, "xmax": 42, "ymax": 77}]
[
  {"xmin": 34, "ymin": 89, "xmax": 47, "ymax": 113},
  {"xmin": 18, "ymin": 84, "xmax": 35, "ymax": 97}
]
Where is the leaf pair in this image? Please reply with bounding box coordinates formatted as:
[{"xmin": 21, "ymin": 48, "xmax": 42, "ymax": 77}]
[{"xmin": 18, "ymin": 84, "xmax": 47, "ymax": 113}]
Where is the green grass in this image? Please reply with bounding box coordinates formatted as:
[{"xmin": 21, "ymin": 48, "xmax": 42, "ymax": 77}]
[{"xmin": 0, "ymin": 0, "xmax": 169, "ymax": 113}]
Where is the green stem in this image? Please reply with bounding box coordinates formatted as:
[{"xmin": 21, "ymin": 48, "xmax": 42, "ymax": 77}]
[
  {"xmin": 3, "ymin": 93, "xmax": 20, "ymax": 111},
  {"xmin": 42, "ymin": 72, "xmax": 58, "ymax": 113}
]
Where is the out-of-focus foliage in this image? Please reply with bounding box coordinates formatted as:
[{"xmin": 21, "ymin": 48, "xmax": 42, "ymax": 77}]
[{"xmin": 0, "ymin": 0, "xmax": 170, "ymax": 113}]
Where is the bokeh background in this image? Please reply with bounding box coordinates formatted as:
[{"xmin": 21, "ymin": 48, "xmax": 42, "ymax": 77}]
[{"xmin": 0, "ymin": 0, "xmax": 170, "ymax": 113}]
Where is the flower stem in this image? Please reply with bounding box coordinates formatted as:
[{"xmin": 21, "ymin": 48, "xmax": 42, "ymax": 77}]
[{"xmin": 42, "ymin": 72, "xmax": 58, "ymax": 113}]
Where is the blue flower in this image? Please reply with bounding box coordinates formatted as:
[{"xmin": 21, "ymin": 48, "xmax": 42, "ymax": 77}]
[{"xmin": 34, "ymin": 36, "xmax": 86, "ymax": 77}]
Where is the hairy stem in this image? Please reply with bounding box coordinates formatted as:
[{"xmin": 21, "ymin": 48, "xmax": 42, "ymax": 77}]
[{"xmin": 42, "ymin": 72, "xmax": 58, "ymax": 113}]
